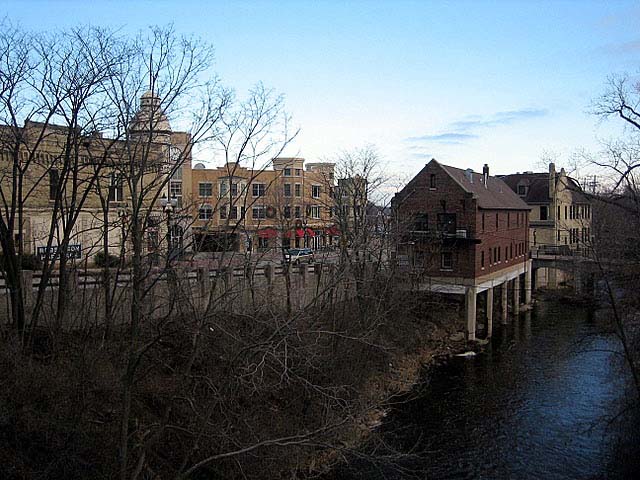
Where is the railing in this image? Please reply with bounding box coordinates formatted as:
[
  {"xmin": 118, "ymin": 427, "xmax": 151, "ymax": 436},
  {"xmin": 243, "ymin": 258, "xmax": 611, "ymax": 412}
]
[{"xmin": 0, "ymin": 263, "xmax": 331, "ymax": 293}]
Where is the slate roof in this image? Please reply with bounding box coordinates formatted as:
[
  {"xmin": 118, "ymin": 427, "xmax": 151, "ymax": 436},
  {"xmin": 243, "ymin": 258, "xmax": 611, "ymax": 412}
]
[
  {"xmin": 500, "ymin": 172, "xmax": 590, "ymax": 204},
  {"xmin": 435, "ymin": 160, "xmax": 530, "ymax": 211},
  {"xmin": 500, "ymin": 173, "xmax": 550, "ymax": 203}
]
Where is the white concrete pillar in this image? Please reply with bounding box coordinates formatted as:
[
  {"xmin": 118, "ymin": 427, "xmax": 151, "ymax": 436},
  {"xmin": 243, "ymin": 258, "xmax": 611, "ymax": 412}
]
[
  {"xmin": 501, "ymin": 282, "xmax": 508, "ymax": 324},
  {"xmin": 513, "ymin": 276, "xmax": 520, "ymax": 315},
  {"xmin": 524, "ymin": 266, "xmax": 532, "ymax": 305},
  {"xmin": 465, "ymin": 286, "xmax": 477, "ymax": 341},
  {"xmin": 486, "ymin": 287, "xmax": 494, "ymax": 338}
]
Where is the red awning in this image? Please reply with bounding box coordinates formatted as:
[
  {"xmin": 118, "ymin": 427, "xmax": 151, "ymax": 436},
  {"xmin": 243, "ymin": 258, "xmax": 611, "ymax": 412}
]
[
  {"xmin": 295, "ymin": 228, "xmax": 305, "ymax": 238},
  {"xmin": 325, "ymin": 226, "xmax": 341, "ymax": 236},
  {"xmin": 257, "ymin": 228, "xmax": 278, "ymax": 239},
  {"xmin": 305, "ymin": 227, "xmax": 316, "ymax": 237}
]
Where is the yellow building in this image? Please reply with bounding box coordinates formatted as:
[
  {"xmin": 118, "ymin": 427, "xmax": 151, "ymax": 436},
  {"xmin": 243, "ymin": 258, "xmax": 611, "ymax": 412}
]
[
  {"xmin": 187, "ymin": 157, "xmax": 337, "ymax": 253},
  {"xmin": 0, "ymin": 91, "xmax": 192, "ymax": 264},
  {"xmin": 501, "ymin": 163, "xmax": 592, "ymax": 255}
]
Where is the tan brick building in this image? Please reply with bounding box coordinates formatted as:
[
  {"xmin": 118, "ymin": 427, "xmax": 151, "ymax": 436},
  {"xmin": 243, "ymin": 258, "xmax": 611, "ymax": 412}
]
[
  {"xmin": 187, "ymin": 157, "xmax": 337, "ymax": 253},
  {"xmin": 0, "ymin": 90, "xmax": 192, "ymax": 264}
]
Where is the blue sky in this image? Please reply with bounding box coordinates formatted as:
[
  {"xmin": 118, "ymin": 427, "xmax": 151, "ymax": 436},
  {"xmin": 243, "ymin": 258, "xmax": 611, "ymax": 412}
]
[{"xmin": 3, "ymin": 0, "xmax": 640, "ymax": 184}]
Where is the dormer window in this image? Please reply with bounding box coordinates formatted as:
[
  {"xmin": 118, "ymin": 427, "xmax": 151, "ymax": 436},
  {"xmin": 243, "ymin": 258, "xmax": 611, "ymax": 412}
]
[{"xmin": 517, "ymin": 184, "xmax": 527, "ymax": 196}]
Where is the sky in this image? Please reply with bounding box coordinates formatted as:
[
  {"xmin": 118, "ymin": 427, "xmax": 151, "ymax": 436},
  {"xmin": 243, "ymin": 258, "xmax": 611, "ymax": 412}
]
[{"xmin": 3, "ymin": 0, "xmax": 640, "ymax": 188}]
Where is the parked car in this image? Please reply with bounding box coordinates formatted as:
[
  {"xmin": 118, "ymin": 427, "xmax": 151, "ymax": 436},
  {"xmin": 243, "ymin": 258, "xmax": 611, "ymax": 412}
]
[{"xmin": 283, "ymin": 248, "xmax": 314, "ymax": 264}]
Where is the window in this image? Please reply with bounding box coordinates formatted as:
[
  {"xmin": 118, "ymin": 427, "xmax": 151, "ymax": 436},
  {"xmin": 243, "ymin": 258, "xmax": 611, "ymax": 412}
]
[
  {"xmin": 220, "ymin": 205, "xmax": 227, "ymax": 219},
  {"xmin": 498, "ymin": 246, "xmax": 501, "ymax": 262},
  {"xmin": 495, "ymin": 213, "xmax": 499, "ymax": 229},
  {"xmin": 482, "ymin": 213, "xmax": 485, "ymax": 232},
  {"xmin": 557, "ymin": 230, "xmax": 561, "ymax": 242},
  {"xmin": 414, "ymin": 212, "xmax": 428, "ymax": 231},
  {"xmin": 220, "ymin": 181, "xmax": 238, "ymax": 197},
  {"xmin": 229, "ymin": 206, "xmax": 238, "ymax": 220},
  {"xmin": 517, "ymin": 184, "xmax": 527, "ymax": 195},
  {"xmin": 441, "ymin": 252, "xmax": 453, "ymax": 270},
  {"xmin": 199, "ymin": 182, "xmax": 213, "ymax": 197},
  {"xmin": 310, "ymin": 205, "xmax": 321, "ymax": 219},
  {"xmin": 430, "ymin": 174, "xmax": 436, "ymax": 189},
  {"xmin": 565, "ymin": 205, "xmax": 568, "ymax": 219},
  {"xmin": 489, "ymin": 248, "xmax": 492, "ymax": 265},
  {"xmin": 284, "ymin": 167, "xmax": 292, "ymax": 176},
  {"xmin": 557, "ymin": 205, "xmax": 560, "ymax": 220},
  {"xmin": 252, "ymin": 183, "xmax": 265, "ymax": 197},
  {"xmin": 283, "ymin": 206, "xmax": 291, "ymax": 218},
  {"xmin": 295, "ymin": 168, "xmax": 301, "ymax": 176},
  {"xmin": 437, "ymin": 213, "xmax": 456, "ymax": 234},
  {"xmin": 540, "ymin": 206, "xmax": 548, "ymax": 221},
  {"xmin": 108, "ymin": 173, "xmax": 124, "ymax": 202},
  {"xmin": 252, "ymin": 205, "xmax": 266, "ymax": 219},
  {"xmin": 284, "ymin": 183, "xmax": 292, "ymax": 197},
  {"xmin": 294, "ymin": 206, "xmax": 301, "ymax": 218},
  {"xmin": 199, "ymin": 204, "xmax": 213, "ymax": 220},
  {"xmin": 170, "ymin": 181, "xmax": 182, "ymax": 208},
  {"xmin": 312, "ymin": 185, "xmax": 321, "ymax": 198},
  {"xmin": 481, "ymin": 251, "xmax": 485, "ymax": 268},
  {"xmin": 295, "ymin": 183, "xmax": 301, "ymax": 197},
  {"xmin": 49, "ymin": 169, "xmax": 59, "ymax": 200}
]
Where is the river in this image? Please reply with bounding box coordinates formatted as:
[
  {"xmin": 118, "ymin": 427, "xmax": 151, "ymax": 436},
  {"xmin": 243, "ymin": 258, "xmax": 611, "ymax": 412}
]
[{"xmin": 327, "ymin": 299, "xmax": 640, "ymax": 479}]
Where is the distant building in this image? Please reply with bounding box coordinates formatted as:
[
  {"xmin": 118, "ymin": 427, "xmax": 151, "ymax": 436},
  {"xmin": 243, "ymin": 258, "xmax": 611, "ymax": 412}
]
[
  {"xmin": 500, "ymin": 163, "xmax": 593, "ymax": 288},
  {"xmin": 392, "ymin": 158, "xmax": 532, "ymax": 340},
  {"xmin": 500, "ymin": 163, "xmax": 592, "ymax": 255},
  {"xmin": 188, "ymin": 157, "xmax": 337, "ymax": 253}
]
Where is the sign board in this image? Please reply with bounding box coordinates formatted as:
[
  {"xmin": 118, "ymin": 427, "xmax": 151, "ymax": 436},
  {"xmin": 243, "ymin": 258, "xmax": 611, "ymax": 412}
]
[{"xmin": 37, "ymin": 244, "xmax": 82, "ymax": 261}]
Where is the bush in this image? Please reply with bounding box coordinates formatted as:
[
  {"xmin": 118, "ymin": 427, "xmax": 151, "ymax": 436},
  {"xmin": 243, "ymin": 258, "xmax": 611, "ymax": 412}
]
[
  {"xmin": 0, "ymin": 254, "xmax": 42, "ymax": 271},
  {"xmin": 94, "ymin": 251, "xmax": 121, "ymax": 268}
]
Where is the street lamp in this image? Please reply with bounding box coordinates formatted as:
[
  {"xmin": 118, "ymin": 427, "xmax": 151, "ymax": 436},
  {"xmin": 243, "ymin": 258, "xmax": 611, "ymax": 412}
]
[{"xmin": 160, "ymin": 193, "xmax": 178, "ymax": 261}]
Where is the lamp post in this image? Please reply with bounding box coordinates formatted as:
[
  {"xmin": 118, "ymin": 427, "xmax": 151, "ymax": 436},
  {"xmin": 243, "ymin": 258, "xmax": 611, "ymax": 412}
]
[
  {"xmin": 117, "ymin": 205, "xmax": 131, "ymax": 262},
  {"xmin": 160, "ymin": 193, "xmax": 178, "ymax": 262}
]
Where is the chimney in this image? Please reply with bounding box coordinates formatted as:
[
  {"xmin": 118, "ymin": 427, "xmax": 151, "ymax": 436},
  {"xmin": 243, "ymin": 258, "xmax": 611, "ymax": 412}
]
[
  {"xmin": 549, "ymin": 162, "xmax": 556, "ymax": 198},
  {"xmin": 483, "ymin": 164, "xmax": 489, "ymax": 188}
]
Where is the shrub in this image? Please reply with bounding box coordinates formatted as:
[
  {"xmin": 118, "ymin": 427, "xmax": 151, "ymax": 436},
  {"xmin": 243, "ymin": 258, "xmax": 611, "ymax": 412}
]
[
  {"xmin": 94, "ymin": 251, "xmax": 121, "ymax": 268},
  {"xmin": 0, "ymin": 254, "xmax": 42, "ymax": 271}
]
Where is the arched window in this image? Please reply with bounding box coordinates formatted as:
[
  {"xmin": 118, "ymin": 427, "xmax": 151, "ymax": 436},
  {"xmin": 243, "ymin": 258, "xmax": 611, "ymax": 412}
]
[{"xmin": 199, "ymin": 204, "xmax": 213, "ymax": 220}]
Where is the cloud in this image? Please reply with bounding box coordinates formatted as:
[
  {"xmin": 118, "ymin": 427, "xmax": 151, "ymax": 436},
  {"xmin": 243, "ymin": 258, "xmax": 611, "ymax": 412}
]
[
  {"xmin": 450, "ymin": 108, "xmax": 548, "ymax": 131},
  {"xmin": 405, "ymin": 107, "xmax": 548, "ymax": 146},
  {"xmin": 406, "ymin": 133, "xmax": 478, "ymax": 145},
  {"xmin": 601, "ymin": 40, "xmax": 640, "ymax": 55},
  {"xmin": 410, "ymin": 152, "xmax": 435, "ymax": 159}
]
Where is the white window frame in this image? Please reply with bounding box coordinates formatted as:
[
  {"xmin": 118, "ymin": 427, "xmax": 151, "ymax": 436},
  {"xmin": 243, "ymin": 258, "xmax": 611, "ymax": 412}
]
[{"xmin": 199, "ymin": 182, "xmax": 213, "ymax": 197}]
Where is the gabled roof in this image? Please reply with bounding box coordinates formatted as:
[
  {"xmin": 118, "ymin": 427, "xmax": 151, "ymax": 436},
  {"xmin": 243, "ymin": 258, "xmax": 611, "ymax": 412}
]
[{"xmin": 434, "ymin": 160, "xmax": 530, "ymax": 210}]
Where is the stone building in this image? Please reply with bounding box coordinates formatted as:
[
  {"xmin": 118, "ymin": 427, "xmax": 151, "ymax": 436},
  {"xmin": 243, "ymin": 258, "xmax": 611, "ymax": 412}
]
[
  {"xmin": 392, "ymin": 158, "xmax": 532, "ymax": 340},
  {"xmin": 500, "ymin": 163, "xmax": 592, "ymax": 288},
  {"xmin": 0, "ymin": 90, "xmax": 192, "ymax": 264},
  {"xmin": 500, "ymin": 163, "xmax": 592, "ymax": 254}
]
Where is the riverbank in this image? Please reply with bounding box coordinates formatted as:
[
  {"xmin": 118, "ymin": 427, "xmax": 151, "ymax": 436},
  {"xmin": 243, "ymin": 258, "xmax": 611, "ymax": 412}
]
[{"xmin": 322, "ymin": 297, "xmax": 640, "ymax": 480}]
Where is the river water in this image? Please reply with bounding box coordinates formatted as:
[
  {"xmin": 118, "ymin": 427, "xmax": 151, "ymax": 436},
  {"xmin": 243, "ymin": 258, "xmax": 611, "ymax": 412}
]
[{"xmin": 329, "ymin": 299, "xmax": 640, "ymax": 479}]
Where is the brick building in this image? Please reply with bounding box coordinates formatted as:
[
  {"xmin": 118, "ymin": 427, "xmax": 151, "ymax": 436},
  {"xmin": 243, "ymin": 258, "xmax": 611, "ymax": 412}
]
[
  {"xmin": 187, "ymin": 157, "xmax": 338, "ymax": 253},
  {"xmin": 392, "ymin": 159, "xmax": 532, "ymax": 340}
]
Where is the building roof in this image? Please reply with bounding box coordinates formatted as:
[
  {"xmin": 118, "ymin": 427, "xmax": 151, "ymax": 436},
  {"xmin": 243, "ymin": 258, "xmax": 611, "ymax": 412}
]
[
  {"xmin": 501, "ymin": 171, "xmax": 590, "ymax": 204},
  {"xmin": 500, "ymin": 173, "xmax": 550, "ymax": 203},
  {"xmin": 435, "ymin": 160, "xmax": 530, "ymax": 210}
]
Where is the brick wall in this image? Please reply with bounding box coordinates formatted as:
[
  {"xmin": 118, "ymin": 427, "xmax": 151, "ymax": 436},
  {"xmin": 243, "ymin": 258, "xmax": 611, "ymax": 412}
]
[{"xmin": 393, "ymin": 161, "xmax": 529, "ymax": 279}]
